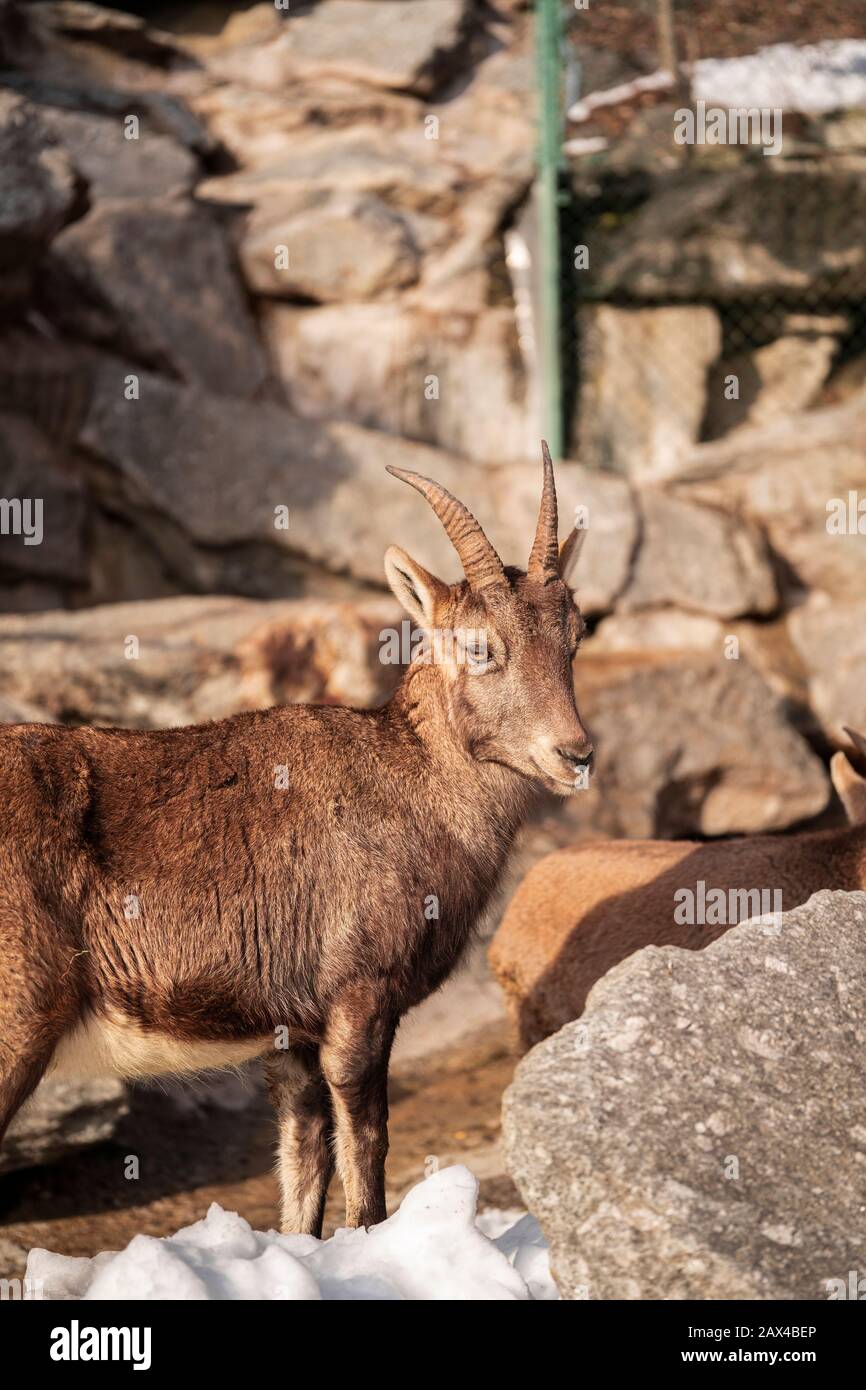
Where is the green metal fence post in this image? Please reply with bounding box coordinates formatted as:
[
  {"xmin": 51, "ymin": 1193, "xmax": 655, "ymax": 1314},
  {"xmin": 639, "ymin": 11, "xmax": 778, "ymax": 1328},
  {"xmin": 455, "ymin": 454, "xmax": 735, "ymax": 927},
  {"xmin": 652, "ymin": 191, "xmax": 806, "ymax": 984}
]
[{"xmin": 535, "ymin": 0, "xmax": 564, "ymax": 459}]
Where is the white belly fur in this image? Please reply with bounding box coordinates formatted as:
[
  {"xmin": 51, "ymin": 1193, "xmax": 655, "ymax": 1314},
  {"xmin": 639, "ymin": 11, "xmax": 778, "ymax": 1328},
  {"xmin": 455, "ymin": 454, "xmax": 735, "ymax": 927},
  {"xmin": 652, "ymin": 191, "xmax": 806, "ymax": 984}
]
[{"xmin": 49, "ymin": 1011, "xmax": 271, "ymax": 1082}]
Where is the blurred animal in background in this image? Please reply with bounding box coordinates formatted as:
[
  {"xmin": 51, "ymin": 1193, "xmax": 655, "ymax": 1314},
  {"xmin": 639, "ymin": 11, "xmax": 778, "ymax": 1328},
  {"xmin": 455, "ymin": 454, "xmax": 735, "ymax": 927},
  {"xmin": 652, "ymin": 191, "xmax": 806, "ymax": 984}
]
[{"xmin": 491, "ymin": 729, "xmax": 866, "ymax": 1050}]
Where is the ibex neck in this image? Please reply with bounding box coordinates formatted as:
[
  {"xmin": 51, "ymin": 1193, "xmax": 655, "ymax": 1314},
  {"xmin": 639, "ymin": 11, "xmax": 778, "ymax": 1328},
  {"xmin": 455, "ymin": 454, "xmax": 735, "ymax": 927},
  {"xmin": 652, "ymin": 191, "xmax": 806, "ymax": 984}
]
[{"xmin": 387, "ymin": 662, "xmax": 538, "ymax": 833}]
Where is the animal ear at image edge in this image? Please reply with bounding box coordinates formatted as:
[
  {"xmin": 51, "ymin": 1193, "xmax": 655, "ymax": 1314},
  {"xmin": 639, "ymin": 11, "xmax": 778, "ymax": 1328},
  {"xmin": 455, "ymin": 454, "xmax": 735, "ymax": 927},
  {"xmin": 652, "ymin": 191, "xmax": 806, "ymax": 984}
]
[
  {"xmin": 831, "ymin": 730, "xmax": 866, "ymax": 826},
  {"xmin": 844, "ymin": 725, "xmax": 866, "ymax": 762}
]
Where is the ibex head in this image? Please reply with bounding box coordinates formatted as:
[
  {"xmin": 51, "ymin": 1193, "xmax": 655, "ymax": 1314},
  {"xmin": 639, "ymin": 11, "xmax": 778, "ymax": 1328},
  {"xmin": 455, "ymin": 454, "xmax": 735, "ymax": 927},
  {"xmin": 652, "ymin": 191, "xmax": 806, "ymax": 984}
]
[{"xmin": 385, "ymin": 443, "xmax": 593, "ymax": 795}]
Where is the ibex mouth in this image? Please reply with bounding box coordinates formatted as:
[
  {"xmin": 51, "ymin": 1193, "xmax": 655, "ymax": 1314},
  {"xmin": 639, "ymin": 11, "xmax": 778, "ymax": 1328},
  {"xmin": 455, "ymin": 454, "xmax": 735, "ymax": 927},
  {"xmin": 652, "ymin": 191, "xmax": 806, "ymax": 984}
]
[{"xmin": 530, "ymin": 754, "xmax": 593, "ymax": 796}]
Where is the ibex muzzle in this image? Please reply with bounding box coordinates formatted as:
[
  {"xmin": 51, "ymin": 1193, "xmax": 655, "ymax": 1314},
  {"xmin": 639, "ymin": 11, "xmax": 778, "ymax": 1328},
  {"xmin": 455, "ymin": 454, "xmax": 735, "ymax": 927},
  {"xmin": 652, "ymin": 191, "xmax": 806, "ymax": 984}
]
[{"xmin": 0, "ymin": 445, "xmax": 591, "ymax": 1235}]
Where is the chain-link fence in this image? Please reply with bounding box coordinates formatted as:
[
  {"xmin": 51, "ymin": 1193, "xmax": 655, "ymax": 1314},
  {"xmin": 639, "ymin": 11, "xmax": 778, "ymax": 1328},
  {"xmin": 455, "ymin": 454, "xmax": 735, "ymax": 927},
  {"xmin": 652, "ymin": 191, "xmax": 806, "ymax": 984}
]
[{"xmin": 545, "ymin": 2, "xmax": 866, "ymax": 473}]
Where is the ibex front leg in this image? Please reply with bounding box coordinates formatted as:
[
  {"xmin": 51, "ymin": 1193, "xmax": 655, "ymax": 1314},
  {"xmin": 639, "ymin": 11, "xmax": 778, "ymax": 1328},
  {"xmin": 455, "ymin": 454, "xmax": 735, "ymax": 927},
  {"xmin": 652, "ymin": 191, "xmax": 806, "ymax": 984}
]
[
  {"xmin": 266, "ymin": 1046, "xmax": 334, "ymax": 1237},
  {"xmin": 321, "ymin": 986, "xmax": 396, "ymax": 1230}
]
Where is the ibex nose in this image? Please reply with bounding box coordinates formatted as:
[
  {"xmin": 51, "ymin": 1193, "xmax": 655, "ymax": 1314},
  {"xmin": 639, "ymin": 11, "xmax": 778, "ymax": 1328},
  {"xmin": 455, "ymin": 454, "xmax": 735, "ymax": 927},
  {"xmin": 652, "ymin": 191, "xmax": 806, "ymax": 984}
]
[{"xmin": 555, "ymin": 743, "xmax": 594, "ymax": 772}]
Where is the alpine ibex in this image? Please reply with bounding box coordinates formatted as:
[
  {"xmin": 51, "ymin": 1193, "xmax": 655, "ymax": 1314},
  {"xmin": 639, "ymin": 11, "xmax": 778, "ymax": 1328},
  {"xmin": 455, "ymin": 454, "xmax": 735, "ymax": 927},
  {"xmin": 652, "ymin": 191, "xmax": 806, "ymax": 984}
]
[
  {"xmin": 0, "ymin": 447, "xmax": 592, "ymax": 1235},
  {"xmin": 491, "ymin": 730, "xmax": 866, "ymax": 1050}
]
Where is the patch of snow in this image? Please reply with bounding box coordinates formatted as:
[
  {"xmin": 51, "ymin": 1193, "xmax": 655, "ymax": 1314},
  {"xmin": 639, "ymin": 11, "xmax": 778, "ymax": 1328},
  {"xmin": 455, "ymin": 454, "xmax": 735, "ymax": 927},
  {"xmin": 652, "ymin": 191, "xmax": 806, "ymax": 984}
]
[
  {"xmin": 693, "ymin": 40, "xmax": 866, "ymax": 116},
  {"xmin": 493, "ymin": 1213, "xmax": 560, "ymax": 1301},
  {"xmin": 567, "ymin": 41, "xmax": 866, "ymax": 125},
  {"xmin": 475, "ymin": 1206, "xmax": 525, "ymax": 1239},
  {"xmin": 563, "ymin": 136, "xmax": 609, "ymax": 157},
  {"xmin": 26, "ymin": 1166, "xmax": 559, "ymax": 1302}
]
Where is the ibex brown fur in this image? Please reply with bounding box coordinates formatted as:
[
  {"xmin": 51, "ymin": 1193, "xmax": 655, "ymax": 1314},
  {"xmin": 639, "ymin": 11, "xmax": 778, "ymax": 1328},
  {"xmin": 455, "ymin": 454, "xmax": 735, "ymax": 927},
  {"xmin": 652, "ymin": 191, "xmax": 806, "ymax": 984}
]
[{"xmin": 0, "ymin": 447, "xmax": 592, "ymax": 1235}]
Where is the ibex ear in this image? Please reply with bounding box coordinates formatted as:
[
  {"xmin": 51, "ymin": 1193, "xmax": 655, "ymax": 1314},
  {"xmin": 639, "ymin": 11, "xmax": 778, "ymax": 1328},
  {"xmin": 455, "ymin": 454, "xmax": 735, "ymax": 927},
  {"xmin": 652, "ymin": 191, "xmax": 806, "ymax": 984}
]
[
  {"xmin": 384, "ymin": 546, "xmax": 447, "ymax": 629},
  {"xmin": 559, "ymin": 527, "xmax": 588, "ymax": 587},
  {"xmin": 830, "ymin": 751, "xmax": 866, "ymax": 826}
]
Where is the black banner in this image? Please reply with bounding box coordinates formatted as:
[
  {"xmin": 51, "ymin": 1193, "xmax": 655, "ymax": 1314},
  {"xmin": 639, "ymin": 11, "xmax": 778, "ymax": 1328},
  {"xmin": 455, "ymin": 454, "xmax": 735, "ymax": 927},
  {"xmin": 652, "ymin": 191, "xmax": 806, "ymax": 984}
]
[{"xmin": 5, "ymin": 1297, "xmax": 862, "ymax": 1374}]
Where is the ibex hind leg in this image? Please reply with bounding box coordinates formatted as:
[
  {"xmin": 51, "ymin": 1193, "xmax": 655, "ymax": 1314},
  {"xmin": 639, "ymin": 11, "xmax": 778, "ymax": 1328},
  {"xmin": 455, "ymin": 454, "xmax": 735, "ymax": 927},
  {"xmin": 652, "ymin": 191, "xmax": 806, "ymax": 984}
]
[{"xmin": 266, "ymin": 1045, "xmax": 335, "ymax": 1237}]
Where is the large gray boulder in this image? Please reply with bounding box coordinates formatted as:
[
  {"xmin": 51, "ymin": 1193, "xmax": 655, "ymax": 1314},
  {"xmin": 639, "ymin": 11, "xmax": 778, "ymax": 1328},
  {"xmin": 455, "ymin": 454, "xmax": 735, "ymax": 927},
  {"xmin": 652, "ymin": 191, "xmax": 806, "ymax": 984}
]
[
  {"xmin": 212, "ymin": 0, "xmax": 472, "ymax": 96},
  {"xmin": 676, "ymin": 387, "xmax": 866, "ymax": 603},
  {"xmin": 263, "ymin": 301, "xmax": 538, "ymax": 465},
  {"xmin": 0, "ymin": 1077, "xmax": 128, "ymax": 1176},
  {"xmin": 0, "ymin": 91, "xmax": 83, "ymax": 291},
  {"xmin": 240, "ymin": 189, "xmax": 421, "ymax": 301},
  {"xmin": 199, "ymin": 118, "xmax": 530, "ymax": 317},
  {"xmin": 567, "ymin": 652, "xmax": 829, "ymax": 838},
  {"xmin": 196, "ymin": 123, "xmax": 460, "ymax": 210},
  {"xmin": 788, "ymin": 594, "xmax": 866, "ymax": 745},
  {"xmin": 704, "ymin": 330, "xmax": 838, "ymax": 440},
  {"xmin": 7, "ymin": 327, "xmax": 620, "ymax": 603},
  {"xmin": 590, "ymin": 608, "xmax": 724, "ymax": 654},
  {"xmin": 46, "ymin": 199, "xmax": 269, "ymax": 397},
  {"xmin": 621, "ymin": 490, "xmax": 777, "ymax": 620},
  {"xmin": 574, "ymin": 305, "xmax": 720, "ymax": 481},
  {"xmin": 36, "ymin": 105, "xmax": 198, "ymax": 201},
  {"xmin": 503, "ymin": 890, "xmax": 866, "ymax": 1300}
]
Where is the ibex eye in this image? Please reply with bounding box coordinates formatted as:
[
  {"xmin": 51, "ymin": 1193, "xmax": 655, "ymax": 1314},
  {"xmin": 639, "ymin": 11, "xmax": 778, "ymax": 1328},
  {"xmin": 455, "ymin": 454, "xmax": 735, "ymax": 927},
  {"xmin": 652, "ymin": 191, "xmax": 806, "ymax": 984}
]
[{"xmin": 462, "ymin": 633, "xmax": 493, "ymax": 669}]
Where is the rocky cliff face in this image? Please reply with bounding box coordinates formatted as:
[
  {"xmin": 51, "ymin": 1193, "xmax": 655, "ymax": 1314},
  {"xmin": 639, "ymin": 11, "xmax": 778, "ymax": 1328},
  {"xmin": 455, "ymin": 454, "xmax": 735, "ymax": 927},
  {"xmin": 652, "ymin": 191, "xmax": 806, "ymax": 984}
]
[{"xmin": 0, "ymin": 0, "xmax": 541, "ymax": 608}]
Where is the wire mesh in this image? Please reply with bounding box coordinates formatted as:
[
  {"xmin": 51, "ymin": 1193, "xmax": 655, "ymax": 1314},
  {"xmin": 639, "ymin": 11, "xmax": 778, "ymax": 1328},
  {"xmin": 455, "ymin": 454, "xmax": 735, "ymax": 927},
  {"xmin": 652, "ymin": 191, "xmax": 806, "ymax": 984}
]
[{"xmin": 554, "ymin": 8, "xmax": 866, "ymax": 465}]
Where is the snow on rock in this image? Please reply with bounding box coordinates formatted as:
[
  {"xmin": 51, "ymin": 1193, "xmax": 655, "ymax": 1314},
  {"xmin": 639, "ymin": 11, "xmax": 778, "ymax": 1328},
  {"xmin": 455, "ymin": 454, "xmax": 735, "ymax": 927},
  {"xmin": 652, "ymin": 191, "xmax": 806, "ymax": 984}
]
[
  {"xmin": 567, "ymin": 70, "xmax": 674, "ymax": 123},
  {"xmin": 26, "ymin": 1166, "xmax": 558, "ymax": 1301},
  {"xmin": 692, "ymin": 40, "xmax": 866, "ymax": 116}
]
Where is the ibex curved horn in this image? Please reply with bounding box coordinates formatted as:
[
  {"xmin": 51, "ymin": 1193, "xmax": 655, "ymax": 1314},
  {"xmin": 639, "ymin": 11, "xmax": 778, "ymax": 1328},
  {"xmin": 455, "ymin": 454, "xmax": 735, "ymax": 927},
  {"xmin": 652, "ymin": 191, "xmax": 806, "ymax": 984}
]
[
  {"xmin": 385, "ymin": 466, "xmax": 507, "ymax": 594},
  {"xmin": 527, "ymin": 441, "xmax": 561, "ymax": 584}
]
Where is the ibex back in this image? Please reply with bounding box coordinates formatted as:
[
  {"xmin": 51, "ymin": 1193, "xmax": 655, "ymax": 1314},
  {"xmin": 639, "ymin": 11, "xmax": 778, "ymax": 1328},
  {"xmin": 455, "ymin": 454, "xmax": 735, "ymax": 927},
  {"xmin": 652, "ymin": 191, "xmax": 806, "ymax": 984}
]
[{"xmin": 0, "ymin": 447, "xmax": 592, "ymax": 1235}]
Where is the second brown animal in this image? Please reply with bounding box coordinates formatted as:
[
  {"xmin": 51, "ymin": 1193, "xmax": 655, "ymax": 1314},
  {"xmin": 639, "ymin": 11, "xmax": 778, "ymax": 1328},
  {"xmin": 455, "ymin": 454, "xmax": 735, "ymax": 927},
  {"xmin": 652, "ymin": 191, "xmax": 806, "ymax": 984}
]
[{"xmin": 491, "ymin": 730, "xmax": 866, "ymax": 1049}]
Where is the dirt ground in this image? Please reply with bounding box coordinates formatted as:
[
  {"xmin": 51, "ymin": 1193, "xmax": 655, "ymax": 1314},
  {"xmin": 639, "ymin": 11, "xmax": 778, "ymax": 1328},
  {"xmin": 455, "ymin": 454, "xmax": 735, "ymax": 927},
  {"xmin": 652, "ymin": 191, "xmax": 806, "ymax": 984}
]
[{"xmin": 0, "ymin": 1030, "xmax": 521, "ymax": 1282}]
